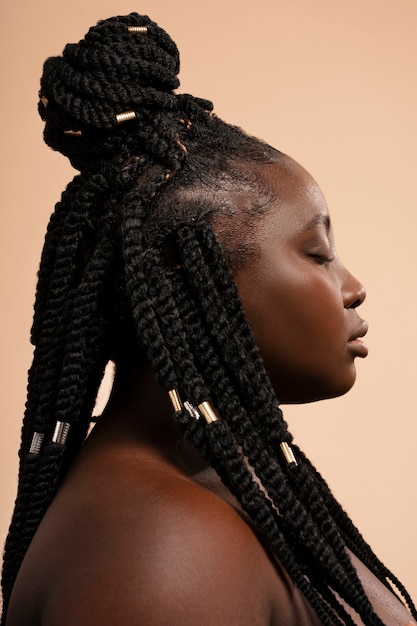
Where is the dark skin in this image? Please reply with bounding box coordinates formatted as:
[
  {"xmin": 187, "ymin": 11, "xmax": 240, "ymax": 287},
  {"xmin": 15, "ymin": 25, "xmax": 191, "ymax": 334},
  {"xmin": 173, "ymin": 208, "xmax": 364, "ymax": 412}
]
[
  {"xmin": 234, "ymin": 156, "xmax": 368, "ymax": 403},
  {"xmin": 6, "ymin": 156, "xmax": 415, "ymax": 626}
]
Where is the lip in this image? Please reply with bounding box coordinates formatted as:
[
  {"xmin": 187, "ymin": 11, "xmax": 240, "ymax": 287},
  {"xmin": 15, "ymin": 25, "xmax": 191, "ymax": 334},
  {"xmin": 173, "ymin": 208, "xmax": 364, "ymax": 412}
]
[{"xmin": 347, "ymin": 320, "xmax": 369, "ymax": 357}]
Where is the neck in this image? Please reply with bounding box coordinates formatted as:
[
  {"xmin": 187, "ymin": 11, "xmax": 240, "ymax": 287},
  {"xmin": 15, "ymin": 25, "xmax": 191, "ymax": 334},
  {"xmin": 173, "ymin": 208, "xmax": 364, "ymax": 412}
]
[{"xmin": 86, "ymin": 360, "xmax": 209, "ymax": 476}]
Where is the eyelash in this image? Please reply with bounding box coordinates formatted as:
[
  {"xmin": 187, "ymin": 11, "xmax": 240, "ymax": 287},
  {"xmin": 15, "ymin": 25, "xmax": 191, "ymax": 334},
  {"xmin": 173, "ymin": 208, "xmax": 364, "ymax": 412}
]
[{"xmin": 310, "ymin": 253, "xmax": 334, "ymax": 266}]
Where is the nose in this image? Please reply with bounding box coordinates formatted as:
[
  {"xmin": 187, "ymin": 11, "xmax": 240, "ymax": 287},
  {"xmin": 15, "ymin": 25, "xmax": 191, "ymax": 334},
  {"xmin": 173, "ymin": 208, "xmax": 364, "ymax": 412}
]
[{"xmin": 342, "ymin": 269, "xmax": 366, "ymax": 310}]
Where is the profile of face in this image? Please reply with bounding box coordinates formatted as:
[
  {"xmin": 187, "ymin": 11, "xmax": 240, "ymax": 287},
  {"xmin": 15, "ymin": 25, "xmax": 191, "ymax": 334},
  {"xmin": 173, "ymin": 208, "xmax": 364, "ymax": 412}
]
[{"xmin": 233, "ymin": 155, "xmax": 368, "ymax": 404}]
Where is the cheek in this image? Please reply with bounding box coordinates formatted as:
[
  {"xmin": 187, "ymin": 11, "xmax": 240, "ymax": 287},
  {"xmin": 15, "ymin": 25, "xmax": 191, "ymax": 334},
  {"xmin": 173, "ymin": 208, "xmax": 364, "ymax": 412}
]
[
  {"xmin": 237, "ymin": 261, "xmax": 346, "ymax": 364},
  {"xmin": 236, "ymin": 265, "xmax": 298, "ymax": 358},
  {"xmin": 235, "ymin": 257, "xmax": 356, "ymax": 402}
]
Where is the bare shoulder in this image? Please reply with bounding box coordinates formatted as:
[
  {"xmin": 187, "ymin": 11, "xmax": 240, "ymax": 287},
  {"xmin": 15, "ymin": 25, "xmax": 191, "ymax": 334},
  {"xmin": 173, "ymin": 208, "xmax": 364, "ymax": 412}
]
[
  {"xmin": 8, "ymin": 458, "xmax": 308, "ymax": 626},
  {"xmin": 68, "ymin": 473, "xmax": 281, "ymax": 625},
  {"xmin": 112, "ymin": 476, "xmax": 276, "ymax": 624}
]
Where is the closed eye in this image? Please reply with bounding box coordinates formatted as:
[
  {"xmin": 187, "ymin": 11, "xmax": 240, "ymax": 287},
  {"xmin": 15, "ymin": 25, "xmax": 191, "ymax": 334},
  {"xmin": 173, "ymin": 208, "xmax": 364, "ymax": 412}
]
[{"xmin": 309, "ymin": 253, "xmax": 334, "ymax": 266}]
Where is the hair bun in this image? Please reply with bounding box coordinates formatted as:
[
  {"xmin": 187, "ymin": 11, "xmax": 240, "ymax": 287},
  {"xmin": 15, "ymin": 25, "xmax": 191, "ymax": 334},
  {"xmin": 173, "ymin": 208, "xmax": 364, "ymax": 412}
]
[{"xmin": 38, "ymin": 13, "xmax": 189, "ymax": 168}]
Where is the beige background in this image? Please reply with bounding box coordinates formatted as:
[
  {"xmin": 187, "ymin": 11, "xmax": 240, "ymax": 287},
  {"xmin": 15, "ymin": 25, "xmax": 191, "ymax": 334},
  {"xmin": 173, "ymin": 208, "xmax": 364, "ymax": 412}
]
[{"xmin": 1, "ymin": 0, "xmax": 416, "ymax": 602}]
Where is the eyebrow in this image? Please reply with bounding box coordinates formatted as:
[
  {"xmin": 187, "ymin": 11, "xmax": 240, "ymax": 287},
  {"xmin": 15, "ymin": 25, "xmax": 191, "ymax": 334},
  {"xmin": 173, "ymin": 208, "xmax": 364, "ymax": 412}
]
[{"xmin": 301, "ymin": 214, "xmax": 331, "ymax": 232}]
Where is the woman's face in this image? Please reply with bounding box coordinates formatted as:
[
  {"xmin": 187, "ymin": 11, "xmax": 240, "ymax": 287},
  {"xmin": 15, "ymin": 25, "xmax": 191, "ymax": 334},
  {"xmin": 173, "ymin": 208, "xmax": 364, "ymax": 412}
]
[{"xmin": 234, "ymin": 155, "xmax": 368, "ymax": 404}]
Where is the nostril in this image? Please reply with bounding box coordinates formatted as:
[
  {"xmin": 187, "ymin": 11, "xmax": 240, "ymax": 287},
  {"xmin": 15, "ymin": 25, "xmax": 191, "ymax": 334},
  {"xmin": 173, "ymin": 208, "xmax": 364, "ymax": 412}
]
[
  {"xmin": 348, "ymin": 298, "xmax": 362, "ymax": 310},
  {"xmin": 346, "ymin": 282, "xmax": 366, "ymax": 309}
]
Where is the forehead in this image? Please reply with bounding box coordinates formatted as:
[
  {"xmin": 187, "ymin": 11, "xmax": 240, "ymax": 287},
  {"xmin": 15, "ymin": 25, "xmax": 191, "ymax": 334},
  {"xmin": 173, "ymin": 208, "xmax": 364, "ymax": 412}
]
[{"xmin": 258, "ymin": 155, "xmax": 329, "ymax": 238}]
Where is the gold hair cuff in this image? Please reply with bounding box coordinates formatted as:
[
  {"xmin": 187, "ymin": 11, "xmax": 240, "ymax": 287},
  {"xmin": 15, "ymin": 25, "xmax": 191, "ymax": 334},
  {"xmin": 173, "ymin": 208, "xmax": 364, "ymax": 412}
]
[
  {"xmin": 127, "ymin": 26, "xmax": 148, "ymax": 34},
  {"xmin": 116, "ymin": 110, "xmax": 136, "ymax": 124},
  {"xmin": 64, "ymin": 129, "xmax": 82, "ymax": 137},
  {"xmin": 177, "ymin": 117, "xmax": 192, "ymax": 130},
  {"xmin": 52, "ymin": 421, "xmax": 70, "ymax": 446},
  {"xmin": 198, "ymin": 401, "xmax": 219, "ymax": 424},
  {"xmin": 168, "ymin": 389, "xmax": 183, "ymax": 412},
  {"xmin": 280, "ymin": 441, "xmax": 297, "ymax": 466},
  {"xmin": 29, "ymin": 432, "xmax": 44, "ymax": 455},
  {"xmin": 175, "ymin": 138, "xmax": 187, "ymax": 154}
]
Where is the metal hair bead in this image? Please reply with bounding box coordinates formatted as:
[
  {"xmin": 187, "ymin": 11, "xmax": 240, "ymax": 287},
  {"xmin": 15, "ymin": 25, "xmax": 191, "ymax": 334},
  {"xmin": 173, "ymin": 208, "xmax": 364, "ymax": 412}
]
[
  {"xmin": 29, "ymin": 432, "xmax": 44, "ymax": 455},
  {"xmin": 177, "ymin": 117, "xmax": 192, "ymax": 130},
  {"xmin": 64, "ymin": 130, "xmax": 82, "ymax": 137},
  {"xmin": 116, "ymin": 110, "xmax": 136, "ymax": 124},
  {"xmin": 168, "ymin": 389, "xmax": 183, "ymax": 412},
  {"xmin": 197, "ymin": 401, "xmax": 219, "ymax": 424},
  {"xmin": 183, "ymin": 401, "xmax": 201, "ymax": 420},
  {"xmin": 52, "ymin": 421, "xmax": 71, "ymax": 446},
  {"xmin": 280, "ymin": 441, "xmax": 298, "ymax": 466},
  {"xmin": 175, "ymin": 138, "xmax": 188, "ymax": 154},
  {"xmin": 127, "ymin": 26, "xmax": 148, "ymax": 34}
]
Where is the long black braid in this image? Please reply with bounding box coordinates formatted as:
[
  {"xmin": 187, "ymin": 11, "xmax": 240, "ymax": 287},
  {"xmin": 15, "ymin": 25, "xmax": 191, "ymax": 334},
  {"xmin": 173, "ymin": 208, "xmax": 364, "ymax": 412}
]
[{"xmin": 2, "ymin": 13, "xmax": 416, "ymax": 625}]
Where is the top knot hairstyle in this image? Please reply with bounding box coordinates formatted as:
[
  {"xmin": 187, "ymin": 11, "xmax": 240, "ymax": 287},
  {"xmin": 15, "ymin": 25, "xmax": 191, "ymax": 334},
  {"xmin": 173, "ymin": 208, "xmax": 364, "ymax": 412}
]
[
  {"xmin": 2, "ymin": 13, "xmax": 416, "ymax": 626},
  {"xmin": 38, "ymin": 13, "xmax": 213, "ymax": 172}
]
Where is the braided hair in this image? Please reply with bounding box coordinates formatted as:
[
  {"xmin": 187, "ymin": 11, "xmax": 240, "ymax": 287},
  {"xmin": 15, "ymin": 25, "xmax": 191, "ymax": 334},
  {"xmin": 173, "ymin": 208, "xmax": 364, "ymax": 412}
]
[{"xmin": 2, "ymin": 13, "xmax": 416, "ymax": 625}]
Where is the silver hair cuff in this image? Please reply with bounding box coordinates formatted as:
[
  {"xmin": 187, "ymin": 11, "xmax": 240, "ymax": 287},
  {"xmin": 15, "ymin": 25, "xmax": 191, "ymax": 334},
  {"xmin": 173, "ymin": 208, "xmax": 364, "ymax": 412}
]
[
  {"xmin": 29, "ymin": 432, "xmax": 45, "ymax": 455},
  {"xmin": 52, "ymin": 421, "xmax": 71, "ymax": 446},
  {"xmin": 183, "ymin": 400, "xmax": 201, "ymax": 420}
]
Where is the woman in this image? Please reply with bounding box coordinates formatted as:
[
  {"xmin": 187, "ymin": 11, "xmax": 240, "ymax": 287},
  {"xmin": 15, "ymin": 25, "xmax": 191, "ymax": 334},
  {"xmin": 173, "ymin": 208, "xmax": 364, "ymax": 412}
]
[{"xmin": 2, "ymin": 12, "xmax": 416, "ymax": 626}]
